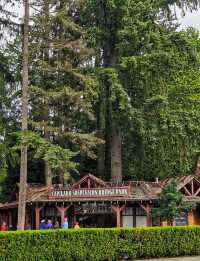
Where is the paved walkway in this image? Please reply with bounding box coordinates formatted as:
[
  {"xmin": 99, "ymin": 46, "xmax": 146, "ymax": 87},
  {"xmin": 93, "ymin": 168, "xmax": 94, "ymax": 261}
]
[{"xmin": 135, "ymin": 257, "xmax": 200, "ymax": 261}]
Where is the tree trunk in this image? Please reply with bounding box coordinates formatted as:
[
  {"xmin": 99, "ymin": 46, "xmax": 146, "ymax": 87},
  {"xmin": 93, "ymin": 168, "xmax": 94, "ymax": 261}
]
[
  {"xmin": 104, "ymin": 70, "xmax": 112, "ymax": 181},
  {"xmin": 43, "ymin": 0, "xmax": 52, "ymax": 186},
  {"xmin": 96, "ymin": 91, "xmax": 105, "ymax": 177},
  {"xmin": 96, "ymin": 48, "xmax": 105, "ymax": 178},
  {"xmin": 111, "ymin": 128, "xmax": 122, "ymax": 182},
  {"xmin": 17, "ymin": 0, "xmax": 29, "ymax": 230},
  {"xmin": 44, "ymin": 116, "xmax": 52, "ymax": 186},
  {"xmin": 103, "ymin": 5, "xmax": 121, "ymax": 181},
  {"xmin": 97, "ymin": 129, "xmax": 105, "ymax": 177},
  {"xmin": 44, "ymin": 161, "xmax": 52, "ymax": 186},
  {"xmin": 101, "ymin": 66, "xmax": 122, "ymax": 182}
]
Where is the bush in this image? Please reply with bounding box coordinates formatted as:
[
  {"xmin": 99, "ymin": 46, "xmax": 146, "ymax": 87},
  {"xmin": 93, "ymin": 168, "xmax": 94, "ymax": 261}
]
[{"xmin": 0, "ymin": 226, "xmax": 200, "ymax": 261}]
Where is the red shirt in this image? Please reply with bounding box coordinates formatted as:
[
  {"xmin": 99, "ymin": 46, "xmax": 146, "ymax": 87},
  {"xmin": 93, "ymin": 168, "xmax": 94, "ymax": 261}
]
[{"xmin": 1, "ymin": 225, "xmax": 8, "ymax": 231}]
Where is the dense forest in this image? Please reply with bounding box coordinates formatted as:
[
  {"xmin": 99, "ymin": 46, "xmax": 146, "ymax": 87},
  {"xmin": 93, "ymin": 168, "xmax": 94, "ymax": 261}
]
[{"xmin": 1, "ymin": 0, "xmax": 200, "ymax": 204}]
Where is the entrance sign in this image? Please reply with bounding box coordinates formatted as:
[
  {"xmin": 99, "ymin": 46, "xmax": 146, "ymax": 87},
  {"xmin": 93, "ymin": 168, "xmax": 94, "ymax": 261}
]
[{"xmin": 50, "ymin": 187, "xmax": 130, "ymax": 199}]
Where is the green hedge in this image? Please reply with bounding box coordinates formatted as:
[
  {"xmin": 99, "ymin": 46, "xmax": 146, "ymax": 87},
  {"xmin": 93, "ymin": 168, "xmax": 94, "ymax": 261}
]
[{"xmin": 0, "ymin": 226, "xmax": 200, "ymax": 261}]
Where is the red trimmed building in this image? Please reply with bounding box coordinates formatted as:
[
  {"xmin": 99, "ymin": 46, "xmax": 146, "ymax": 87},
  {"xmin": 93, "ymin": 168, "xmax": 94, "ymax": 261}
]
[{"xmin": 0, "ymin": 174, "xmax": 200, "ymax": 229}]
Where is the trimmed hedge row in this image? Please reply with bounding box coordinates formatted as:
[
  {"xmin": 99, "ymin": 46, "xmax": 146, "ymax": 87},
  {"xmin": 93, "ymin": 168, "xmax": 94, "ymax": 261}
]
[{"xmin": 0, "ymin": 226, "xmax": 200, "ymax": 260}]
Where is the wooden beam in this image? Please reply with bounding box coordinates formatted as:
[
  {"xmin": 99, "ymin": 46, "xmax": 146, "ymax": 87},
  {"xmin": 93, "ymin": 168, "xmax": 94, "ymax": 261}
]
[
  {"xmin": 35, "ymin": 206, "xmax": 43, "ymax": 230},
  {"xmin": 56, "ymin": 205, "xmax": 71, "ymax": 226},
  {"xmin": 188, "ymin": 210, "xmax": 195, "ymax": 225},
  {"xmin": 191, "ymin": 180, "xmax": 194, "ymax": 196},
  {"xmin": 182, "ymin": 186, "xmax": 192, "ymax": 196},
  {"xmin": 112, "ymin": 205, "xmax": 126, "ymax": 228},
  {"xmin": 139, "ymin": 203, "xmax": 153, "ymax": 226},
  {"xmin": 88, "ymin": 178, "xmax": 91, "ymax": 188},
  {"xmin": 139, "ymin": 203, "xmax": 152, "ymax": 214},
  {"xmin": 195, "ymin": 186, "xmax": 200, "ymax": 196}
]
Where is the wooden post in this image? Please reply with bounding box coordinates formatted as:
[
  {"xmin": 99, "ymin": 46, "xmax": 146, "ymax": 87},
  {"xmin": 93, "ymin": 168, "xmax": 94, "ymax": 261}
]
[
  {"xmin": 35, "ymin": 206, "xmax": 43, "ymax": 230},
  {"xmin": 112, "ymin": 205, "xmax": 126, "ymax": 228},
  {"xmin": 88, "ymin": 178, "xmax": 91, "ymax": 188},
  {"xmin": 8, "ymin": 210, "xmax": 12, "ymax": 226},
  {"xmin": 147, "ymin": 214, "xmax": 152, "ymax": 226},
  {"xmin": 139, "ymin": 203, "xmax": 153, "ymax": 227},
  {"xmin": 5, "ymin": 212, "xmax": 8, "ymax": 224},
  {"xmin": 0, "ymin": 211, "xmax": 2, "ymax": 225},
  {"xmin": 188, "ymin": 210, "xmax": 195, "ymax": 225},
  {"xmin": 25, "ymin": 208, "xmax": 30, "ymax": 229},
  {"xmin": 56, "ymin": 205, "xmax": 71, "ymax": 226},
  {"xmin": 73, "ymin": 205, "xmax": 77, "ymax": 224}
]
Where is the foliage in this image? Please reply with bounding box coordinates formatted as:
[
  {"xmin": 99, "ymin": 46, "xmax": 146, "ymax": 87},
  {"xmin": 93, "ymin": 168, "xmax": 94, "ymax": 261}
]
[
  {"xmin": 152, "ymin": 180, "xmax": 194, "ymax": 224},
  {"xmin": 1, "ymin": 0, "xmax": 200, "ymax": 197},
  {"xmin": 0, "ymin": 45, "xmax": 19, "ymax": 200},
  {"xmin": 12, "ymin": 131, "xmax": 79, "ymax": 180},
  {"xmin": 98, "ymin": 68, "xmax": 131, "ymax": 128},
  {"xmin": 27, "ymin": 0, "xmax": 101, "ymax": 181},
  {"xmin": 1, "ymin": 227, "xmax": 200, "ymax": 260},
  {"xmin": 78, "ymin": 0, "xmax": 200, "ymax": 180},
  {"xmin": 120, "ymin": 23, "xmax": 200, "ymax": 179}
]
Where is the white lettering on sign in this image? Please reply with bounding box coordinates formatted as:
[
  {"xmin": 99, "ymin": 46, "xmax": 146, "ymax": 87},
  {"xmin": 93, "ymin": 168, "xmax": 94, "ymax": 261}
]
[{"xmin": 50, "ymin": 187, "xmax": 129, "ymax": 198}]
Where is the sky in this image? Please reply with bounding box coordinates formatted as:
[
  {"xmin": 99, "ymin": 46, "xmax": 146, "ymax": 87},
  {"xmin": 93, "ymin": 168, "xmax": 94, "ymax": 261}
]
[
  {"xmin": 178, "ymin": 9, "xmax": 200, "ymax": 30},
  {"xmin": 11, "ymin": 4, "xmax": 200, "ymax": 31}
]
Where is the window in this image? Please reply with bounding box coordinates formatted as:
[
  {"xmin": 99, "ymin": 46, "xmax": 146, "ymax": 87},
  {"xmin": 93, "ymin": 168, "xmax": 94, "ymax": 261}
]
[
  {"xmin": 122, "ymin": 207, "xmax": 133, "ymax": 216},
  {"xmin": 136, "ymin": 207, "xmax": 146, "ymax": 216}
]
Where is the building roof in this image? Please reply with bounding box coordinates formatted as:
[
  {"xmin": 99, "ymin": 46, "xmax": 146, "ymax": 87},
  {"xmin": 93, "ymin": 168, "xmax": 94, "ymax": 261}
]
[{"xmin": 0, "ymin": 174, "xmax": 200, "ymax": 209}]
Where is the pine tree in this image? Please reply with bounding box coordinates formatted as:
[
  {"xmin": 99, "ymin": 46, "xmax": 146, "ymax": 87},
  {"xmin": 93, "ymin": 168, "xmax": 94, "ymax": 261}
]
[{"xmin": 28, "ymin": 0, "xmax": 101, "ymax": 184}]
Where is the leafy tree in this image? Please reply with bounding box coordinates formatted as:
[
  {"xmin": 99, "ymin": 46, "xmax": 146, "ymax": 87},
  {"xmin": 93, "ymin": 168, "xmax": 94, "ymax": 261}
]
[
  {"xmin": 152, "ymin": 179, "xmax": 194, "ymax": 225},
  {"xmin": 78, "ymin": 0, "xmax": 200, "ymax": 182},
  {"xmin": 120, "ymin": 23, "xmax": 200, "ymax": 180}
]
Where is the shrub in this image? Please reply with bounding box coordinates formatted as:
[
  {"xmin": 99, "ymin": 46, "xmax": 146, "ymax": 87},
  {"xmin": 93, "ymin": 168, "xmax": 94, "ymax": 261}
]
[{"xmin": 0, "ymin": 226, "xmax": 200, "ymax": 261}]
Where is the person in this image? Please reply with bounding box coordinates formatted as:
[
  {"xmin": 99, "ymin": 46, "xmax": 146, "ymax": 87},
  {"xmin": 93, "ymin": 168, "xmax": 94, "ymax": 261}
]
[
  {"xmin": 8, "ymin": 224, "xmax": 14, "ymax": 231},
  {"xmin": 39, "ymin": 220, "xmax": 46, "ymax": 230},
  {"xmin": 54, "ymin": 220, "xmax": 60, "ymax": 229},
  {"xmin": 74, "ymin": 221, "xmax": 80, "ymax": 229},
  {"xmin": 62, "ymin": 217, "xmax": 68, "ymax": 229},
  {"xmin": 47, "ymin": 219, "xmax": 53, "ymax": 229},
  {"xmin": 1, "ymin": 222, "xmax": 8, "ymax": 231}
]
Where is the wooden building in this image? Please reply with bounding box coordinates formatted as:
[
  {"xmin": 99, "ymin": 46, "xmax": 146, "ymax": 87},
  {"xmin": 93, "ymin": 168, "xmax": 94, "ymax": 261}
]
[{"xmin": 0, "ymin": 174, "xmax": 200, "ymax": 229}]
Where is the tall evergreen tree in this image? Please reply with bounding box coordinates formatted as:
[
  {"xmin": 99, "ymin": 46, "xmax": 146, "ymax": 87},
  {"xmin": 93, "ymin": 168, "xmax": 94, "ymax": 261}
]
[
  {"xmin": 28, "ymin": 0, "xmax": 101, "ymax": 185},
  {"xmin": 17, "ymin": 0, "xmax": 29, "ymax": 230}
]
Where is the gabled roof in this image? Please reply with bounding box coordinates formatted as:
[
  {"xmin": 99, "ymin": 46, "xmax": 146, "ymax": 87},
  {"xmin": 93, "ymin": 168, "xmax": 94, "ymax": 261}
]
[
  {"xmin": 161, "ymin": 175, "xmax": 195, "ymax": 190},
  {"xmin": 1, "ymin": 174, "xmax": 200, "ymax": 209},
  {"xmin": 72, "ymin": 174, "xmax": 108, "ymax": 189}
]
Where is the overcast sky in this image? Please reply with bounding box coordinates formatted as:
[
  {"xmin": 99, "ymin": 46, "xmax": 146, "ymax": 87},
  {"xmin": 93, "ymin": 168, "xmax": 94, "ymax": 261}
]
[
  {"xmin": 178, "ymin": 9, "xmax": 200, "ymax": 30},
  {"xmin": 12, "ymin": 5, "xmax": 200, "ymax": 31}
]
